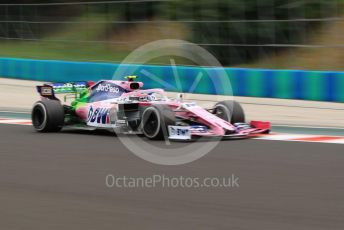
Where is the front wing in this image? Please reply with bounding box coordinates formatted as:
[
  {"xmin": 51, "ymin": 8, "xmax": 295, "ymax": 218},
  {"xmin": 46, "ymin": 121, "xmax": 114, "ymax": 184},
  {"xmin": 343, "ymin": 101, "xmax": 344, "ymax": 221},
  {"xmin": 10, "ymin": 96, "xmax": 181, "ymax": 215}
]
[{"xmin": 168, "ymin": 121, "xmax": 270, "ymax": 141}]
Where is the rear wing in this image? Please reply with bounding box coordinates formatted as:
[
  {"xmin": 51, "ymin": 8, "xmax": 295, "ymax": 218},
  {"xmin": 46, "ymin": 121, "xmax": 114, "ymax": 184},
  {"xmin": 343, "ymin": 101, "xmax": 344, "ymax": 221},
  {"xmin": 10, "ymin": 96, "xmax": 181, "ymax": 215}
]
[{"xmin": 36, "ymin": 81, "xmax": 91, "ymax": 98}]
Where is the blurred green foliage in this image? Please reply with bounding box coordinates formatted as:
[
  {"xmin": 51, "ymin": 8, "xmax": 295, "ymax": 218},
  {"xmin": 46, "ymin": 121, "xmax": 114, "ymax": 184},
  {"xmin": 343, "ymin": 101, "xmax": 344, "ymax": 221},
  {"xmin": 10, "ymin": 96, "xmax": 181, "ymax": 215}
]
[
  {"xmin": 160, "ymin": 0, "xmax": 339, "ymax": 65},
  {"xmin": 0, "ymin": 0, "xmax": 342, "ymax": 66}
]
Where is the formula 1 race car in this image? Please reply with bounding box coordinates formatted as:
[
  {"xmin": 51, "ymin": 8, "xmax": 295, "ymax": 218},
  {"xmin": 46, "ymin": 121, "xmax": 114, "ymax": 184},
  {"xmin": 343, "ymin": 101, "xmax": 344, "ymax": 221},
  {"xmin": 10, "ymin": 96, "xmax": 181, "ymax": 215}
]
[{"xmin": 31, "ymin": 76, "xmax": 270, "ymax": 140}]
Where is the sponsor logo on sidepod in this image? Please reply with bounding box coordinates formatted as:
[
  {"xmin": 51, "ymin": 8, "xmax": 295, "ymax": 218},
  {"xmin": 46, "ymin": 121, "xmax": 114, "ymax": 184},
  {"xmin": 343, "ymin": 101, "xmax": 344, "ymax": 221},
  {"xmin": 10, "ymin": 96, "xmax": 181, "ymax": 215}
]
[
  {"xmin": 96, "ymin": 84, "xmax": 120, "ymax": 93},
  {"xmin": 87, "ymin": 106, "xmax": 110, "ymax": 124}
]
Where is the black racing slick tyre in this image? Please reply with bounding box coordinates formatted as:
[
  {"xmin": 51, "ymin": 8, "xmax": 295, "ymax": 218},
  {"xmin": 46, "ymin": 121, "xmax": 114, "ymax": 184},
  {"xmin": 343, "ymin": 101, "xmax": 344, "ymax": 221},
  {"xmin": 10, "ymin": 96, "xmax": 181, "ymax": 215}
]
[
  {"xmin": 213, "ymin": 100, "xmax": 245, "ymax": 124},
  {"xmin": 31, "ymin": 100, "xmax": 64, "ymax": 132},
  {"xmin": 141, "ymin": 105, "xmax": 175, "ymax": 140}
]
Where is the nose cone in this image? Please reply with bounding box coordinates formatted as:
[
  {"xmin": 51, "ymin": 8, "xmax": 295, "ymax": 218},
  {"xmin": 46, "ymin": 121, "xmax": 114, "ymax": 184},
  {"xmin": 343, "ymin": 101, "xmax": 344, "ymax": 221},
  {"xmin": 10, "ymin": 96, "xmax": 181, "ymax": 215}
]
[{"xmin": 224, "ymin": 128, "xmax": 236, "ymax": 135}]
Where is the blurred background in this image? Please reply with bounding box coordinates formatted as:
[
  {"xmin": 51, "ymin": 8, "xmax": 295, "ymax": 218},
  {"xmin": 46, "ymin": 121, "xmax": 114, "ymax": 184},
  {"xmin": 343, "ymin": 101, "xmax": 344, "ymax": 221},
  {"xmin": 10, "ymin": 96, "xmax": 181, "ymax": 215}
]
[{"xmin": 0, "ymin": 0, "xmax": 343, "ymax": 70}]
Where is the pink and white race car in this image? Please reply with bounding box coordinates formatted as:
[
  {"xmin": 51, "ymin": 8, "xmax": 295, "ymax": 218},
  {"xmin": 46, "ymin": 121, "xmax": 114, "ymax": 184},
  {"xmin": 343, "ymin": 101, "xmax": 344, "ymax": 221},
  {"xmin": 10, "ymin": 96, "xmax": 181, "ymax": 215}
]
[{"xmin": 31, "ymin": 76, "xmax": 270, "ymax": 140}]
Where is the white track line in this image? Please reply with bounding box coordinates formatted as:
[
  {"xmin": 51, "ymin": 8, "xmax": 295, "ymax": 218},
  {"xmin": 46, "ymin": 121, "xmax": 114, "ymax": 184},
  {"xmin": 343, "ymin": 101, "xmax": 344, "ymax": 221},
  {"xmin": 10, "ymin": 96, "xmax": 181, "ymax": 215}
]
[
  {"xmin": 273, "ymin": 124, "xmax": 344, "ymax": 130},
  {"xmin": 255, "ymin": 133, "xmax": 344, "ymax": 144},
  {"xmin": 255, "ymin": 134, "xmax": 311, "ymax": 140},
  {"xmin": 0, "ymin": 118, "xmax": 32, "ymax": 125}
]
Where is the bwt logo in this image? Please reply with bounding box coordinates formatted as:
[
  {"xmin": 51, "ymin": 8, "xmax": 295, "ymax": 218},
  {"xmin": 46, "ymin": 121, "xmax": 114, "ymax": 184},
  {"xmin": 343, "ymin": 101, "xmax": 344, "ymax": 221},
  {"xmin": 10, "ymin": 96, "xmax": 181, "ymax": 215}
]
[
  {"xmin": 96, "ymin": 84, "xmax": 120, "ymax": 93},
  {"xmin": 87, "ymin": 107, "xmax": 110, "ymax": 124},
  {"xmin": 170, "ymin": 127, "xmax": 190, "ymax": 136}
]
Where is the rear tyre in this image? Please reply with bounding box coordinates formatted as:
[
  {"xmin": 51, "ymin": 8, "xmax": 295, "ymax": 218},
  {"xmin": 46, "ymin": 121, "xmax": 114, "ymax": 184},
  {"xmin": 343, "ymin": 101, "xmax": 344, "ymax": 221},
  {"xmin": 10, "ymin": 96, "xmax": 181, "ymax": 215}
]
[
  {"xmin": 141, "ymin": 105, "xmax": 175, "ymax": 140},
  {"xmin": 31, "ymin": 100, "xmax": 64, "ymax": 132},
  {"xmin": 213, "ymin": 100, "xmax": 245, "ymax": 124}
]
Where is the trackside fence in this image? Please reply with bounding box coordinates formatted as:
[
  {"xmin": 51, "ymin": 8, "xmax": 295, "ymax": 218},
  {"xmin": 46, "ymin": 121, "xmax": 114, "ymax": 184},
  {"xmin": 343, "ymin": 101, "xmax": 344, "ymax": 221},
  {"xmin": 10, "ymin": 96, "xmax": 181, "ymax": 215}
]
[{"xmin": 0, "ymin": 57, "xmax": 343, "ymax": 102}]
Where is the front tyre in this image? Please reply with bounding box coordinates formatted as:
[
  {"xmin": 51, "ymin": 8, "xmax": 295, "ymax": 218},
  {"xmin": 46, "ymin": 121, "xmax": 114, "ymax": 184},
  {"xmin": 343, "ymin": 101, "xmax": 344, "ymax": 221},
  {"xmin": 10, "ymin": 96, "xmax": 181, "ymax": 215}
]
[
  {"xmin": 31, "ymin": 100, "xmax": 64, "ymax": 132},
  {"xmin": 213, "ymin": 100, "xmax": 245, "ymax": 124},
  {"xmin": 141, "ymin": 105, "xmax": 175, "ymax": 140}
]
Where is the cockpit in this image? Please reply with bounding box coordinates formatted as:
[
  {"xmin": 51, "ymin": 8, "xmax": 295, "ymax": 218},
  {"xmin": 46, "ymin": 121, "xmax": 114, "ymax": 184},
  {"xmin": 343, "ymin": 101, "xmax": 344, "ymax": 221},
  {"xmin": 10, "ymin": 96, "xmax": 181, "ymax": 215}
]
[{"xmin": 121, "ymin": 90, "xmax": 169, "ymax": 102}]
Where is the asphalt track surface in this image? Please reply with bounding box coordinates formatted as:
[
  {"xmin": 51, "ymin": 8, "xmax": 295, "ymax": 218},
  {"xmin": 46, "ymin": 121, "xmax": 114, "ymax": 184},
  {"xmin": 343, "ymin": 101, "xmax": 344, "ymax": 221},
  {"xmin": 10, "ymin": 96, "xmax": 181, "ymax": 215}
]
[{"xmin": 1, "ymin": 124, "xmax": 344, "ymax": 230}]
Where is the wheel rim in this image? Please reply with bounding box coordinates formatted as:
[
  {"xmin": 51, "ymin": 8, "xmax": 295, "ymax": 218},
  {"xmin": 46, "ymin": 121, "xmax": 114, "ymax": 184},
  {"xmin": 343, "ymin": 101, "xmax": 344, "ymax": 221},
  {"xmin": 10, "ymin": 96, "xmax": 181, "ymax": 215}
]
[
  {"xmin": 215, "ymin": 105, "xmax": 230, "ymax": 122},
  {"xmin": 143, "ymin": 108, "xmax": 160, "ymax": 138}
]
